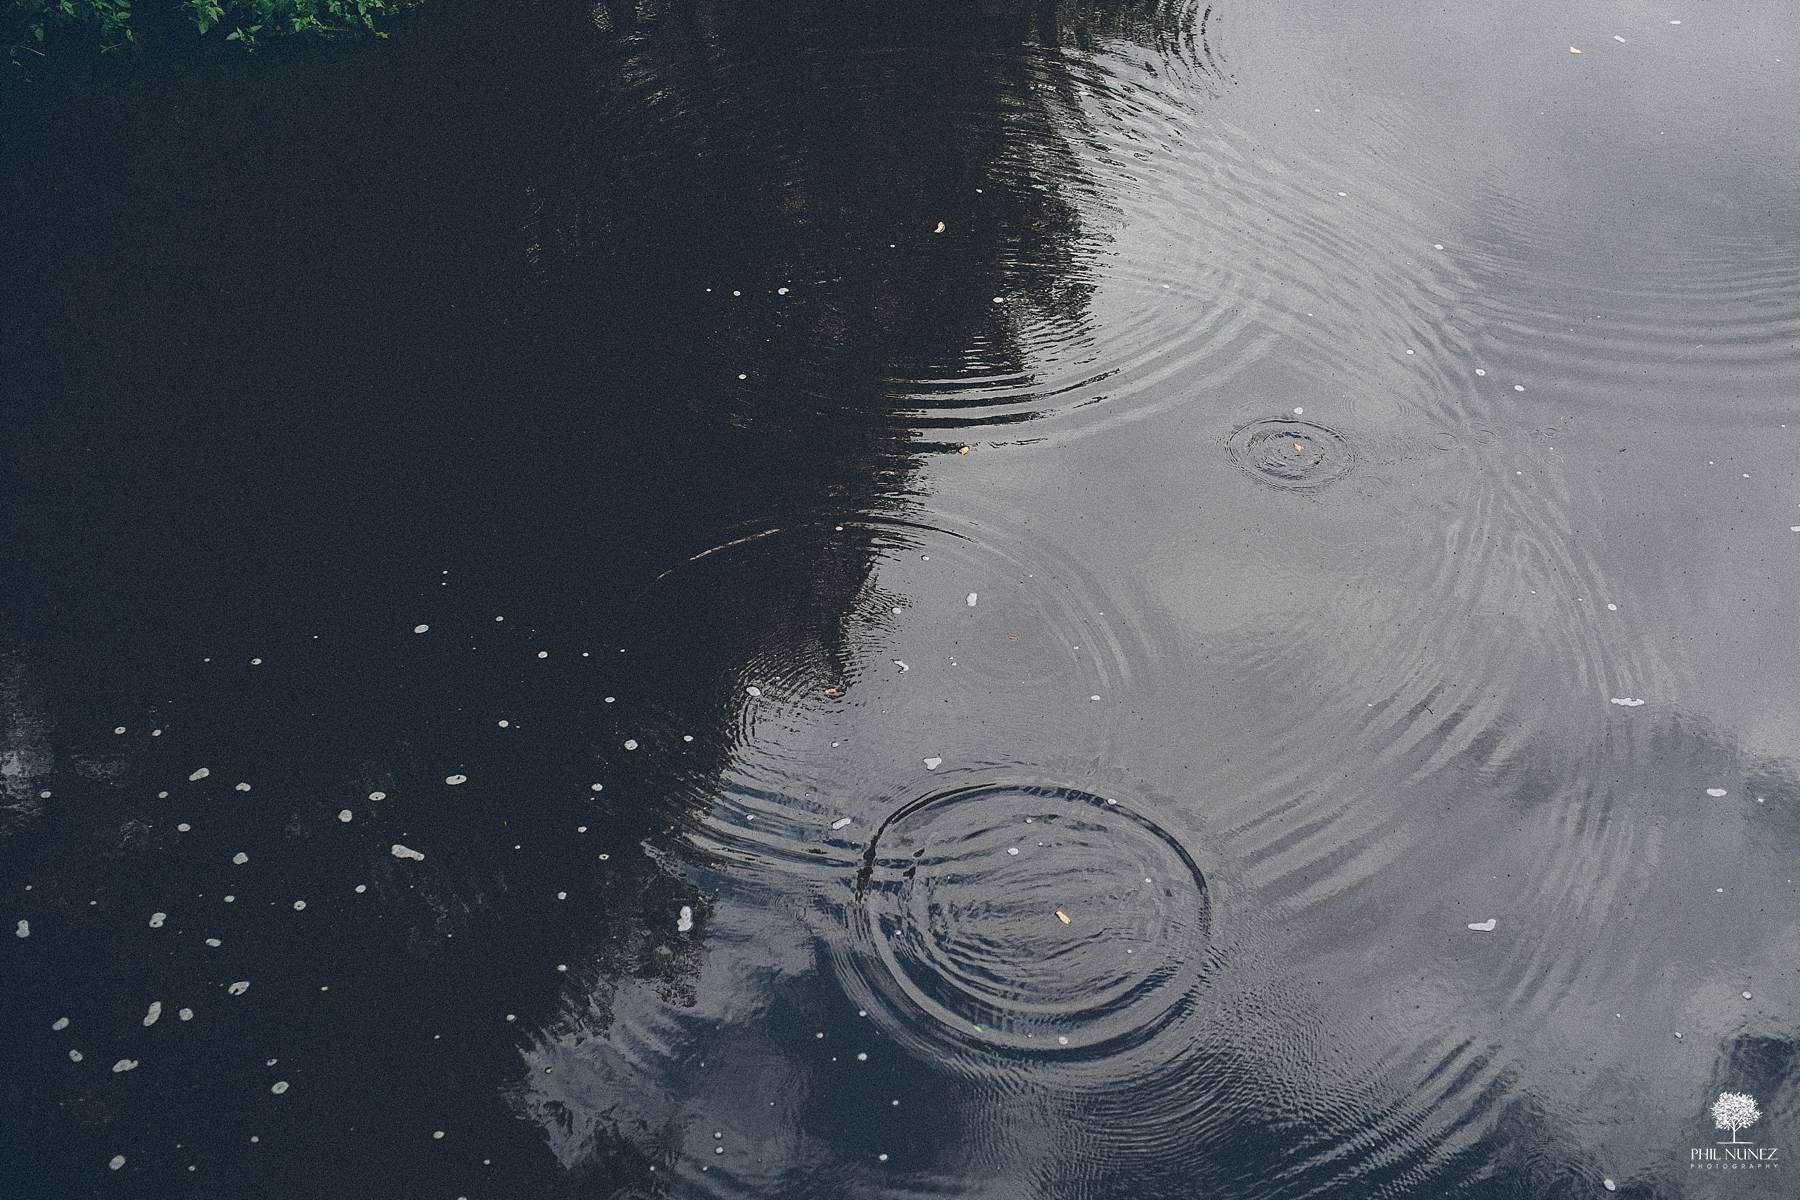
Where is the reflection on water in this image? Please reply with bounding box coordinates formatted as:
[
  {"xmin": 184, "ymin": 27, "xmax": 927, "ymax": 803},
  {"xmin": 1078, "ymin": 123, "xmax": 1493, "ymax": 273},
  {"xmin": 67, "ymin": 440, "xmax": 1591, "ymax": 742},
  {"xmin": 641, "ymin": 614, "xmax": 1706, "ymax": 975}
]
[{"xmin": 4, "ymin": 0, "xmax": 1800, "ymax": 1196}]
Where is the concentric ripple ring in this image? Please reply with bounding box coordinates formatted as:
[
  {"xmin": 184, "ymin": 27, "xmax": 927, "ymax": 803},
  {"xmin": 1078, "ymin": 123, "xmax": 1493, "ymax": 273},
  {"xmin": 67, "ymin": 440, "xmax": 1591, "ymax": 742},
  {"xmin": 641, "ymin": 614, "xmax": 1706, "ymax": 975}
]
[
  {"xmin": 850, "ymin": 782, "xmax": 1212, "ymax": 1060},
  {"xmin": 1226, "ymin": 418, "xmax": 1355, "ymax": 490}
]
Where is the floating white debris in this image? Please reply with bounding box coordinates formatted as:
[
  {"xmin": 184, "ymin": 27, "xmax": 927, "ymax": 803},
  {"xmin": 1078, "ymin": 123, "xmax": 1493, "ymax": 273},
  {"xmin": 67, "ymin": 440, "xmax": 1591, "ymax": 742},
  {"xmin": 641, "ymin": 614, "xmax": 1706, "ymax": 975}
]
[
  {"xmin": 369, "ymin": 791, "xmax": 386, "ymax": 801},
  {"xmin": 1613, "ymin": 34, "xmax": 1625, "ymax": 42},
  {"xmin": 924, "ymin": 757, "xmax": 942, "ymax": 770},
  {"xmin": 831, "ymin": 817, "xmax": 853, "ymax": 830},
  {"xmin": 114, "ymin": 726, "xmax": 126, "ymax": 734},
  {"xmin": 1743, "ymin": 990, "xmax": 1753, "ymax": 1000},
  {"xmin": 1608, "ymin": 697, "xmax": 1645, "ymax": 707},
  {"xmin": 53, "ymin": 1017, "xmax": 69, "ymax": 1031},
  {"xmin": 1569, "ymin": 46, "xmax": 1581, "ymax": 54},
  {"xmin": 14, "ymin": 920, "xmax": 26, "ymax": 938},
  {"xmin": 234, "ymin": 782, "xmax": 251, "ymax": 792},
  {"xmin": 178, "ymin": 1008, "xmax": 193, "ymax": 1021},
  {"xmin": 391, "ymin": 844, "xmax": 425, "ymax": 862},
  {"xmin": 677, "ymin": 905, "xmax": 694, "ymax": 933},
  {"xmin": 143, "ymin": 1001, "xmax": 161, "ymax": 1027},
  {"xmin": 109, "ymin": 1155, "xmax": 126, "ymax": 1171},
  {"xmin": 1007, "ymin": 847, "xmax": 1019, "ymax": 856},
  {"xmin": 893, "ymin": 660, "xmax": 909, "ymax": 672},
  {"xmin": 1706, "ymin": 788, "xmax": 1727, "ymax": 798},
  {"xmin": 1466, "ymin": 919, "xmax": 1497, "ymax": 932},
  {"xmin": 1604, "ymin": 1180, "xmax": 1616, "ymax": 1192},
  {"xmin": 228, "ymin": 980, "xmax": 250, "ymax": 995},
  {"xmin": 746, "ymin": 686, "xmax": 762, "ymax": 697},
  {"xmin": 966, "ymin": 592, "xmax": 978, "ymax": 607},
  {"xmin": 445, "ymin": 774, "xmax": 467, "ymax": 785},
  {"xmin": 231, "ymin": 852, "xmax": 248, "ymax": 865},
  {"xmin": 271, "ymin": 1080, "xmax": 289, "ymax": 1095},
  {"xmin": 112, "ymin": 1058, "xmax": 138, "ymax": 1073},
  {"xmin": 189, "ymin": 767, "xmax": 210, "ymax": 782},
  {"xmin": 413, "ymin": 624, "xmax": 429, "ymax": 634},
  {"xmin": 624, "ymin": 739, "xmax": 639, "ymax": 751},
  {"xmin": 338, "ymin": 810, "xmax": 352, "ymax": 822}
]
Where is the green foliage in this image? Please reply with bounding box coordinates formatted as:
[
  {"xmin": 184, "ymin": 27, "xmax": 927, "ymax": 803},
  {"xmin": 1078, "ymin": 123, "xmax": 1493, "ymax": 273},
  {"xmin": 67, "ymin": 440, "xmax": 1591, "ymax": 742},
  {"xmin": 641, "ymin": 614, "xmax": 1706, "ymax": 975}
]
[{"xmin": 8, "ymin": 0, "xmax": 414, "ymax": 56}]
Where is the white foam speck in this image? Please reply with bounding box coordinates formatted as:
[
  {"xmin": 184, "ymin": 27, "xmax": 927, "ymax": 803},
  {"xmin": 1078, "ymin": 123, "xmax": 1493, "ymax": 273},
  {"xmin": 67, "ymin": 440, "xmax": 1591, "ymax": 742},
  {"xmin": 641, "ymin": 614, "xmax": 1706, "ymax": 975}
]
[
  {"xmin": 1604, "ymin": 1179, "xmax": 1616, "ymax": 1192},
  {"xmin": 179, "ymin": 1008, "xmax": 193, "ymax": 1021},
  {"xmin": 143, "ymin": 1001, "xmax": 161, "ymax": 1026},
  {"xmin": 746, "ymin": 686, "xmax": 762, "ymax": 697},
  {"xmin": 924, "ymin": 757, "xmax": 942, "ymax": 770},
  {"xmin": 391, "ymin": 844, "xmax": 426, "ymax": 861},
  {"xmin": 413, "ymin": 624, "xmax": 429, "ymax": 634},
  {"xmin": 677, "ymin": 905, "xmax": 694, "ymax": 933},
  {"xmin": 109, "ymin": 1155, "xmax": 126, "ymax": 1171},
  {"xmin": 205, "ymin": 938, "xmax": 221, "ymax": 947},
  {"xmin": 189, "ymin": 767, "xmax": 210, "ymax": 782},
  {"xmin": 1466, "ymin": 919, "xmax": 1497, "ymax": 932},
  {"xmin": 1007, "ymin": 847, "xmax": 1019, "ymax": 856},
  {"xmin": 338, "ymin": 810, "xmax": 353, "ymax": 822},
  {"xmin": 445, "ymin": 774, "xmax": 467, "ymax": 786},
  {"xmin": 176, "ymin": 822, "xmax": 190, "ymax": 832},
  {"xmin": 1609, "ymin": 697, "xmax": 1645, "ymax": 707},
  {"xmin": 624, "ymin": 739, "xmax": 639, "ymax": 750},
  {"xmin": 1293, "ymin": 406, "xmax": 1304, "ymax": 415},
  {"xmin": 1706, "ymin": 788, "xmax": 1727, "ymax": 797},
  {"xmin": 831, "ymin": 817, "xmax": 852, "ymax": 830}
]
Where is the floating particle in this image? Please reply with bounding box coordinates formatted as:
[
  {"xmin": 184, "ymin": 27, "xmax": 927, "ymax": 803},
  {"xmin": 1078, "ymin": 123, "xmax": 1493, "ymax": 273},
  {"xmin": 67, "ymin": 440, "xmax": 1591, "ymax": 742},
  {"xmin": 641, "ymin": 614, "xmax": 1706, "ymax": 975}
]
[
  {"xmin": 369, "ymin": 791, "xmax": 386, "ymax": 801},
  {"xmin": 1475, "ymin": 368, "xmax": 1486, "ymax": 376},
  {"xmin": 179, "ymin": 1008, "xmax": 193, "ymax": 1021},
  {"xmin": 777, "ymin": 286, "xmax": 789, "ymax": 295},
  {"xmin": 413, "ymin": 624, "xmax": 429, "ymax": 634},
  {"xmin": 292, "ymin": 901, "xmax": 306, "ymax": 911},
  {"xmin": 537, "ymin": 651, "xmax": 548, "ymax": 659},
  {"xmin": 70, "ymin": 1049, "xmax": 83, "ymax": 1061},
  {"xmin": 433, "ymin": 1131, "xmax": 445, "ymax": 1140},
  {"xmin": 1055, "ymin": 908, "xmax": 1072, "ymax": 925},
  {"xmin": 893, "ymin": 660, "xmax": 909, "ymax": 672},
  {"xmin": 923, "ymin": 757, "xmax": 942, "ymax": 770},
  {"xmin": 189, "ymin": 768, "xmax": 211, "ymax": 782},
  {"xmin": 53, "ymin": 1017, "xmax": 69, "ymax": 1031},
  {"xmin": 232, "ymin": 852, "xmax": 249, "ymax": 865},
  {"xmin": 176, "ymin": 823, "xmax": 190, "ymax": 832},
  {"xmin": 235, "ymin": 783, "xmax": 251, "ymax": 792},
  {"xmin": 590, "ymin": 784, "xmax": 604, "ymax": 792},
  {"xmin": 831, "ymin": 817, "xmax": 852, "ymax": 830},
  {"xmin": 933, "ymin": 220, "xmax": 946, "ymax": 233},
  {"xmin": 354, "ymin": 885, "xmax": 367, "ymax": 894},
  {"xmin": 1007, "ymin": 847, "xmax": 1019, "ymax": 856},
  {"xmin": 677, "ymin": 906, "xmax": 694, "ymax": 933},
  {"xmin": 624, "ymin": 739, "xmax": 638, "ymax": 751},
  {"xmin": 391, "ymin": 844, "xmax": 426, "ymax": 862},
  {"xmin": 1513, "ymin": 384, "xmax": 1524, "ymax": 392},
  {"xmin": 1569, "ymin": 46, "xmax": 1581, "ymax": 54},
  {"xmin": 445, "ymin": 775, "xmax": 467, "ymax": 786},
  {"xmin": 1706, "ymin": 788, "xmax": 1727, "ymax": 798},
  {"xmin": 112, "ymin": 1059, "xmax": 138, "ymax": 1073},
  {"xmin": 205, "ymin": 938, "xmax": 221, "ymax": 947},
  {"xmin": 966, "ymin": 592, "xmax": 978, "ymax": 607},
  {"xmin": 228, "ymin": 981, "xmax": 250, "ymax": 995},
  {"xmin": 1613, "ymin": 35, "xmax": 1625, "ymax": 42},
  {"xmin": 143, "ymin": 1002, "xmax": 161, "ymax": 1026},
  {"xmin": 114, "ymin": 726, "xmax": 126, "ymax": 734},
  {"xmin": 746, "ymin": 686, "xmax": 762, "ymax": 697},
  {"xmin": 1604, "ymin": 1180, "xmax": 1616, "ymax": 1191},
  {"xmin": 338, "ymin": 810, "xmax": 353, "ymax": 823},
  {"xmin": 109, "ymin": 1156, "xmax": 126, "ymax": 1171},
  {"xmin": 1609, "ymin": 697, "xmax": 1646, "ymax": 707},
  {"xmin": 271, "ymin": 1081, "xmax": 289, "ymax": 1095},
  {"xmin": 1744, "ymin": 991, "xmax": 1753, "ymax": 999},
  {"xmin": 1466, "ymin": 919, "xmax": 1497, "ymax": 932},
  {"xmin": 149, "ymin": 912, "xmax": 167, "ymax": 928},
  {"xmin": 879, "ymin": 1154, "xmax": 889, "ymax": 1163}
]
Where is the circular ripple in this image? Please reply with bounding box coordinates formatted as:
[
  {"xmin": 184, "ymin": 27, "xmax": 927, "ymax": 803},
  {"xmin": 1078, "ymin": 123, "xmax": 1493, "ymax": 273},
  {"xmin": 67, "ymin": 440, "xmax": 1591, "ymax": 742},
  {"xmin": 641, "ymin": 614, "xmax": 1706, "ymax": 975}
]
[
  {"xmin": 850, "ymin": 782, "xmax": 1211, "ymax": 1059},
  {"xmin": 1226, "ymin": 418, "xmax": 1354, "ymax": 491}
]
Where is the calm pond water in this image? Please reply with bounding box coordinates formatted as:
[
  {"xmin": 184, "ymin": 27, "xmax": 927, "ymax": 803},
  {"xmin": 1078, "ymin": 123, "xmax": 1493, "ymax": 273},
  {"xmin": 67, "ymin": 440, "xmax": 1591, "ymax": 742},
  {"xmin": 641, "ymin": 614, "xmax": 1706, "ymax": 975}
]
[{"xmin": 4, "ymin": 1, "xmax": 1799, "ymax": 1196}]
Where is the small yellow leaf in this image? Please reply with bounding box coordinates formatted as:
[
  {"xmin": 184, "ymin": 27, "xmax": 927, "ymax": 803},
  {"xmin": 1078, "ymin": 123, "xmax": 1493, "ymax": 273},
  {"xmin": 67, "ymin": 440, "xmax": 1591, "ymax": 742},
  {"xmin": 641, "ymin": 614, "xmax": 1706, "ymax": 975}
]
[
  {"xmin": 934, "ymin": 220, "xmax": 946, "ymax": 233},
  {"xmin": 1055, "ymin": 908, "xmax": 1071, "ymax": 925},
  {"xmin": 958, "ymin": 446, "xmax": 970, "ymax": 454},
  {"xmin": 1293, "ymin": 442, "xmax": 1306, "ymax": 452}
]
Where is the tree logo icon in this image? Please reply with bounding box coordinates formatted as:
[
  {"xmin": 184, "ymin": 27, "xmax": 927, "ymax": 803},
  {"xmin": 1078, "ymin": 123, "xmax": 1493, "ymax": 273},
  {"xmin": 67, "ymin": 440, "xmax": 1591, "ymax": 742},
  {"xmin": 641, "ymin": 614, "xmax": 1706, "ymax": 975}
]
[{"xmin": 1711, "ymin": 1092, "xmax": 1762, "ymax": 1145}]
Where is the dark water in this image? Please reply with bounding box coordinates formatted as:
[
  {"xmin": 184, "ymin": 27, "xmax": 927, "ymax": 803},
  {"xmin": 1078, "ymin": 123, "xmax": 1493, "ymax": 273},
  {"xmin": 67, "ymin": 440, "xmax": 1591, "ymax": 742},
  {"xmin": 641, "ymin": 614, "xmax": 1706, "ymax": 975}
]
[{"xmin": 4, "ymin": 1, "xmax": 1799, "ymax": 1196}]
